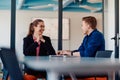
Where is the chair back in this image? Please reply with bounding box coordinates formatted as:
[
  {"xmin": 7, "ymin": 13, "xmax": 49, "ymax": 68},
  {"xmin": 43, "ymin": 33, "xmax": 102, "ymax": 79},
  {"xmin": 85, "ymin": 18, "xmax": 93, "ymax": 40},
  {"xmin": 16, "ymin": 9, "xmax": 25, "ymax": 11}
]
[
  {"xmin": 95, "ymin": 50, "xmax": 113, "ymax": 58},
  {"xmin": 0, "ymin": 48, "xmax": 24, "ymax": 80}
]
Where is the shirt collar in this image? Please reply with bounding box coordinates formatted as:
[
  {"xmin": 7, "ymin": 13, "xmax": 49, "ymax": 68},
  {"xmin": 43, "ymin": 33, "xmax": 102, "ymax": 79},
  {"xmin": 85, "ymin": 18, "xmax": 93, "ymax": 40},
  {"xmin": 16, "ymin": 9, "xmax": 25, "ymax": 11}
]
[{"xmin": 87, "ymin": 29, "xmax": 97, "ymax": 37}]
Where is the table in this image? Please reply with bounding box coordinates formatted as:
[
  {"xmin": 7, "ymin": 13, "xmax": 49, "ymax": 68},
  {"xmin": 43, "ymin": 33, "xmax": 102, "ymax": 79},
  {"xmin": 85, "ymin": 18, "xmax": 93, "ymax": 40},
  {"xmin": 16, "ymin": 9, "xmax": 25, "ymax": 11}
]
[{"xmin": 22, "ymin": 56, "xmax": 120, "ymax": 80}]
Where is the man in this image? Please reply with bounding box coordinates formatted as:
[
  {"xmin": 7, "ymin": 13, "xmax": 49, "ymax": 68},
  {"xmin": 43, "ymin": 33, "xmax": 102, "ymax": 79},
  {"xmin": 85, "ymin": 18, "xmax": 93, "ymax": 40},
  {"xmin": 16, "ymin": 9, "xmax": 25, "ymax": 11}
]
[{"xmin": 59, "ymin": 16, "xmax": 105, "ymax": 57}]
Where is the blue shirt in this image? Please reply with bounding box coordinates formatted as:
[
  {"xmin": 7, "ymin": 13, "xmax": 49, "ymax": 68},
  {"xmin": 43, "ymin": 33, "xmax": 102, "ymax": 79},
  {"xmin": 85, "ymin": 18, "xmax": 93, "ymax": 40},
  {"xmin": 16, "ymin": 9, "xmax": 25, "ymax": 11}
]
[{"xmin": 78, "ymin": 29, "xmax": 105, "ymax": 57}]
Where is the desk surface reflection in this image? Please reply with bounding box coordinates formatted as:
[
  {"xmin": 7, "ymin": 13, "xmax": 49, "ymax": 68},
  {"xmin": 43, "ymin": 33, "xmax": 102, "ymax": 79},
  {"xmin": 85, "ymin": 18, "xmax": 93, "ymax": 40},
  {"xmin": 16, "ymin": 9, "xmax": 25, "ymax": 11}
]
[{"xmin": 22, "ymin": 56, "xmax": 120, "ymax": 80}]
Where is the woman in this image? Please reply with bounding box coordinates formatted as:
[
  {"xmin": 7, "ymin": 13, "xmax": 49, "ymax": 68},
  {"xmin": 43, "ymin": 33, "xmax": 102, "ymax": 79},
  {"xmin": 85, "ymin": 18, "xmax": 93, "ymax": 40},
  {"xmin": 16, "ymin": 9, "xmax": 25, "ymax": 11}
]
[{"xmin": 23, "ymin": 19, "xmax": 56, "ymax": 78}]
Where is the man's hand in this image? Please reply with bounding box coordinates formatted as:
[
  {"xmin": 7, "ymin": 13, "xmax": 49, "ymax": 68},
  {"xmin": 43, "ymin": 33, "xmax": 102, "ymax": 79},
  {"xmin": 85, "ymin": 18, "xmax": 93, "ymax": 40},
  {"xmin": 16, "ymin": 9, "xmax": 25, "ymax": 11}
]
[{"xmin": 57, "ymin": 50, "xmax": 71, "ymax": 56}]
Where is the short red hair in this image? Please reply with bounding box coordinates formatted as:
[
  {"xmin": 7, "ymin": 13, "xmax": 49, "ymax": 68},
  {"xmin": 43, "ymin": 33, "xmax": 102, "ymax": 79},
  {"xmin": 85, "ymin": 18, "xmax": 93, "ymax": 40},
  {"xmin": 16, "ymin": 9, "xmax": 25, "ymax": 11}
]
[{"xmin": 82, "ymin": 16, "xmax": 97, "ymax": 29}]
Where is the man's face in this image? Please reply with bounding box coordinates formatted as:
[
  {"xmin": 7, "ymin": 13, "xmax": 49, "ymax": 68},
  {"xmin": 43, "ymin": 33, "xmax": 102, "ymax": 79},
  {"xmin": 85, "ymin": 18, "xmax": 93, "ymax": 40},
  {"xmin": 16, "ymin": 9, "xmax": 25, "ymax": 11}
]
[{"xmin": 81, "ymin": 21, "xmax": 89, "ymax": 35}]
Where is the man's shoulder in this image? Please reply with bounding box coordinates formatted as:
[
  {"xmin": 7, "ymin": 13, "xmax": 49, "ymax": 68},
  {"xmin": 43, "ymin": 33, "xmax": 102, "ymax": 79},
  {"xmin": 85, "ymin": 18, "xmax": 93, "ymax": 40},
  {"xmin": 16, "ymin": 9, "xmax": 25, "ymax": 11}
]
[
  {"xmin": 93, "ymin": 29, "xmax": 103, "ymax": 36},
  {"xmin": 90, "ymin": 30, "xmax": 104, "ymax": 41}
]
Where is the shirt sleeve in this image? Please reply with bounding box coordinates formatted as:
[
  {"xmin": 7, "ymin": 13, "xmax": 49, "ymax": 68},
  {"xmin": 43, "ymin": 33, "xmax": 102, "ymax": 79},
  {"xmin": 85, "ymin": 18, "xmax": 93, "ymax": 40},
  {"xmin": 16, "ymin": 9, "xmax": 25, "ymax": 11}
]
[{"xmin": 78, "ymin": 42, "xmax": 85, "ymax": 57}]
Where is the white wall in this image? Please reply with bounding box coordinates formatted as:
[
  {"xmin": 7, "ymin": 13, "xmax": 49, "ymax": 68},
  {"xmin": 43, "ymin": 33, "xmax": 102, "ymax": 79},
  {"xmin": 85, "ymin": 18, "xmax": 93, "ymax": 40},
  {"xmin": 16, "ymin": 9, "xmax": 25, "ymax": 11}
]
[
  {"xmin": 0, "ymin": 10, "xmax": 103, "ymax": 57},
  {"xmin": 104, "ymin": 0, "xmax": 115, "ymax": 58},
  {"xmin": 0, "ymin": 11, "xmax": 10, "ymax": 48}
]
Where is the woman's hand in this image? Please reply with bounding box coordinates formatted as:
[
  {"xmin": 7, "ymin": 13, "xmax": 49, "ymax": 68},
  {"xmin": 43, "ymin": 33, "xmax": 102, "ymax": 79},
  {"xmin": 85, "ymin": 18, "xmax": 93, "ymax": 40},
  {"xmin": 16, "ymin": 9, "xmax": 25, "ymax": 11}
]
[
  {"xmin": 57, "ymin": 50, "xmax": 71, "ymax": 56},
  {"xmin": 39, "ymin": 35, "xmax": 45, "ymax": 43}
]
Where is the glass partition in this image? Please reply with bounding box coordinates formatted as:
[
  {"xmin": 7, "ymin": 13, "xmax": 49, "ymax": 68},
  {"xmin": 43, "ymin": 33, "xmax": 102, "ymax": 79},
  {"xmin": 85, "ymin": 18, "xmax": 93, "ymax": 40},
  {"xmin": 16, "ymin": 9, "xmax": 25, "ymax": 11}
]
[
  {"xmin": 0, "ymin": 0, "xmax": 11, "ymax": 48},
  {"xmin": 62, "ymin": 0, "xmax": 103, "ymax": 50},
  {"xmin": 15, "ymin": 0, "xmax": 58, "ymax": 56},
  {"xmin": 0, "ymin": 0, "xmax": 103, "ymax": 56}
]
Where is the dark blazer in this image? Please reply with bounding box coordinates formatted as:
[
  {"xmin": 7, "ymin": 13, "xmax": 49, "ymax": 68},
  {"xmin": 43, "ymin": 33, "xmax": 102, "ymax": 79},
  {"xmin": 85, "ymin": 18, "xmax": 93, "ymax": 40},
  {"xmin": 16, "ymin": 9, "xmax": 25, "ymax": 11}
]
[
  {"xmin": 23, "ymin": 35, "xmax": 56, "ymax": 76},
  {"xmin": 23, "ymin": 35, "xmax": 56, "ymax": 56}
]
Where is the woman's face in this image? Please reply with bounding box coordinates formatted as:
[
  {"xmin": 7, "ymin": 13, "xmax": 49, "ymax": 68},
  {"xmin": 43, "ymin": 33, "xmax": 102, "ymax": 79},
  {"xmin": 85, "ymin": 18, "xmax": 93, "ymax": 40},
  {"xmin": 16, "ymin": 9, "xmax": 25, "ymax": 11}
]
[
  {"xmin": 81, "ymin": 21, "xmax": 89, "ymax": 35},
  {"xmin": 34, "ymin": 22, "xmax": 45, "ymax": 35}
]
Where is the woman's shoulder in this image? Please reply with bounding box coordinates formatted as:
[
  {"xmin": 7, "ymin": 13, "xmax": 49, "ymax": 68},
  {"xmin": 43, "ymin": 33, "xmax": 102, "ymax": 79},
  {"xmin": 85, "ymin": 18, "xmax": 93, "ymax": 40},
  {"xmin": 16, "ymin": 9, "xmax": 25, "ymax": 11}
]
[
  {"xmin": 42, "ymin": 35, "xmax": 51, "ymax": 41},
  {"xmin": 24, "ymin": 35, "xmax": 33, "ymax": 40},
  {"xmin": 43, "ymin": 35, "xmax": 50, "ymax": 39}
]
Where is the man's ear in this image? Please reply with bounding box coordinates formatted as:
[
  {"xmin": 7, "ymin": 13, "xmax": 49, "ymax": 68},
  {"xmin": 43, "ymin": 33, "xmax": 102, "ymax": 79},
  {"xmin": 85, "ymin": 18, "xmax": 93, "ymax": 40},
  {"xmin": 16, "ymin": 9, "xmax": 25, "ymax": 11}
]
[{"xmin": 87, "ymin": 24, "xmax": 91, "ymax": 29}]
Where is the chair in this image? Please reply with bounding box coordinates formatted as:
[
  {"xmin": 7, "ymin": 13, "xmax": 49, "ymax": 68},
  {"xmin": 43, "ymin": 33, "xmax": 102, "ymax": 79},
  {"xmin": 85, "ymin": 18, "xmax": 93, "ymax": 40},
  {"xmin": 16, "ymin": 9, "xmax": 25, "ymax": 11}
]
[
  {"xmin": 95, "ymin": 50, "xmax": 112, "ymax": 58},
  {"xmin": 2, "ymin": 68, "xmax": 9, "ymax": 80},
  {"xmin": 0, "ymin": 48, "xmax": 37, "ymax": 80},
  {"xmin": 69, "ymin": 50, "xmax": 113, "ymax": 80},
  {"xmin": 94, "ymin": 50, "xmax": 113, "ymax": 80},
  {"xmin": 0, "ymin": 48, "xmax": 24, "ymax": 80}
]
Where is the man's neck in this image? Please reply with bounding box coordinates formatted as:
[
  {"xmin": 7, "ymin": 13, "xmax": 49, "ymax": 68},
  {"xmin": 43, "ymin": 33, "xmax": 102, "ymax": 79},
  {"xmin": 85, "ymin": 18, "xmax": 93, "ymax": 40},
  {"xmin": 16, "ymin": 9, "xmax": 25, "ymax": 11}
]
[{"xmin": 87, "ymin": 29, "xmax": 94, "ymax": 36}]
